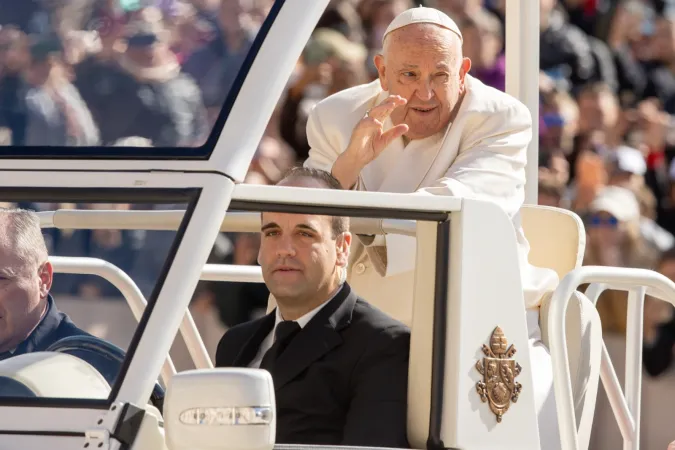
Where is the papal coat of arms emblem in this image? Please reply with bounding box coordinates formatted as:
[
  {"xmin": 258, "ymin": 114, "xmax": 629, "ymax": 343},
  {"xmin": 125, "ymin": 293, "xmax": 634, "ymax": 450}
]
[{"xmin": 475, "ymin": 327, "xmax": 522, "ymax": 423}]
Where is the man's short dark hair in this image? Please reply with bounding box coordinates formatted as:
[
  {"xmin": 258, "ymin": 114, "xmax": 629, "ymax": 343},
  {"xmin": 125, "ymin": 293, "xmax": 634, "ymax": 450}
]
[
  {"xmin": 281, "ymin": 166, "xmax": 343, "ymax": 190},
  {"xmin": 277, "ymin": 167, "xmax": 349, "ymax": 238}
]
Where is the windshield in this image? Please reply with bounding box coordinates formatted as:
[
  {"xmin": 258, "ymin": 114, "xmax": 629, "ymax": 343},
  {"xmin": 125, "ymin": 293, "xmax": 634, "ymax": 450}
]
[
  {"xmin": 0, "ymin": 0, "xmax": 278, "ymax": 158},
  {"xmin": 0, "ymin": 192, "xmax": 196, "ymax": 405}
]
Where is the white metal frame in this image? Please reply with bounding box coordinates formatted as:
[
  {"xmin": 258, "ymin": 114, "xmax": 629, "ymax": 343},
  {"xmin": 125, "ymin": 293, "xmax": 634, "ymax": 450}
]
[
  {"xmin": 49, "ymin": 256, "xmax": 179, "ymax": 383},
  {"xmin": 505, "ymin": 0, "xmax": 540, "ymax": 205},
  {"xmin": 0, "ymin": 170, "xmax": 232, "ymax": 432},
  {"xmin": 201, "ymin": 264, "xmax": 264, "ymax": 283},
  {"xmin": 548, "ymin": 266, "xmax": 675, "ymax": 450},
  {"xmin": 37, "ymin": 209, "xmax": 417, "ymax": 237},
  {"xmin": 31, "ymin": 182, "xmax": 542, "ymax": 450},
  {"xmin": 49, "ymin": 255, "xmax": 264, "ymax": 377},
  {"xmin": 0, "ymin": 406, "xmax": 109, "ymax": 435}
]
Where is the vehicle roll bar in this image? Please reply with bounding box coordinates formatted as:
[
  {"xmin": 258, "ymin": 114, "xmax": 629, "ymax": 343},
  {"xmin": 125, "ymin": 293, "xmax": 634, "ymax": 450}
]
[
  {"xmin": 49, "ymin": 256, "xmax": 179, "ymax": 385},
  {"xmin": 202, "ymin": 264, "xmax": 264, "ymax": 283},
  {"xmin": 49, "ymin": 258, "xmax": 266, "ymax": 383},
  {"xmin": 37, "ymin": 210, "xmax": 417, "ymax": 237},
  {"xmin": 548, "ymin": 266, "xmax": 675, "ymax": 450}
]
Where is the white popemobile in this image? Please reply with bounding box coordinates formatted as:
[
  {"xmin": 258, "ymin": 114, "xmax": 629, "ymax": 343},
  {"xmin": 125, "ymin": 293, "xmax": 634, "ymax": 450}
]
[{"xmin": 0, "ymin": 1, "xmax": 671, "ymax": 450}]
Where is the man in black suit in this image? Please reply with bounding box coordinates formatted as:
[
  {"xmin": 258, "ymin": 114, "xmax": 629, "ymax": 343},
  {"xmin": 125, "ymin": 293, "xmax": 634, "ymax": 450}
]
[{"xmin": 215, "ymin": 167, "xmax": 410, "ymax": 448}]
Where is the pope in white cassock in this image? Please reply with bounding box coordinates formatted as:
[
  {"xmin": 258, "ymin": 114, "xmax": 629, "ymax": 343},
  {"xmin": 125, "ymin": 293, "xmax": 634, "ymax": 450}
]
[{"xmin": 304, "ymin": 6, "xmax": 562, "ymax": 450}]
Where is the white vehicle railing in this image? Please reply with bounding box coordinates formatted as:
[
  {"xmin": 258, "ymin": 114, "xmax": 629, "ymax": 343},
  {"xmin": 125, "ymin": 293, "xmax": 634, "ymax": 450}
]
[
  {"xmin": 505, "ymin": 0, "xmax": 539, "ymax": 204},
  {"xmin": 201, "ymin": 264, "xmax": 264, "ymax": 283},
  {"xmin": 548, "ymin": 266, "xmax": 675, "ymax": 450},
  {"xmin": 49, "ymin": 256, "xmax": 265, "ymax": 381},
  {"xmin": 48, "ymin": 256, "xmax": 213, "ymax": 379},
  {"xmin": 49, "ymin": 256, "xmax": 177, "ymax": 384},
  {"xmin": 37, "ymin": 210, "xmax": 417, "ymax": 237}
]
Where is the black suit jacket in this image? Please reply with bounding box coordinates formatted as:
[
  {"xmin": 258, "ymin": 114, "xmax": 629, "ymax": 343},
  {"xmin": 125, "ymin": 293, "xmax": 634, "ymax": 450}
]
[{"xmin": 215, "ymin": 283, "xmax": 410, "ymax": 448}]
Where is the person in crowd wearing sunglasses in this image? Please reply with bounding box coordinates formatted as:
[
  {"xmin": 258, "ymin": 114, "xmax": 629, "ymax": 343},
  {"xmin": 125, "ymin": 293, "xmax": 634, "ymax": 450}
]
[
  {"xmin": 584, "ymin": 186, "xmax": 661, "ymax": 335},
  {"xmin": 585, "ymin": 186, "xmax": 658, "ymax": 269}
]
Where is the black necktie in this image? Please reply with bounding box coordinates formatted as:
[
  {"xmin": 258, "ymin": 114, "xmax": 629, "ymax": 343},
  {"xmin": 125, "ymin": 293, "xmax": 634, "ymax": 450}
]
[{"xmin": 259, "ymin": 320, "xmax": 301, "ymax": 372}]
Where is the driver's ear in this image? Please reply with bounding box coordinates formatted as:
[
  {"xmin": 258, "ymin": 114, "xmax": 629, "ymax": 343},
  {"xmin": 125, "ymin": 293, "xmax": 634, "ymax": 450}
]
[{"xmin": 38, "ymin": 261, "xmax": 53, "ymax": 299}]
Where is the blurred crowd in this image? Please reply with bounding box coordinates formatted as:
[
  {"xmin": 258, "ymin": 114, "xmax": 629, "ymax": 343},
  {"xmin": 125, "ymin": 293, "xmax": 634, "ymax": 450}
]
[{"xmin": 2, "ymin": 0, "xmax": 675, "ymax": 376}]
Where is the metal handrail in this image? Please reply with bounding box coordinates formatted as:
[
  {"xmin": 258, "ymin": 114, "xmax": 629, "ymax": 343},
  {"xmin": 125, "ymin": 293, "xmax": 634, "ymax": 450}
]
[
  {"xmin": 49, "ymin": 259, "xmax": 265, "ymax": 379},
  {"xmin": 49, "ymin": 256, "xmax": 178, "ymax": 385},
  {"xmin": 37, "ymin": 210, "xmax": 417, "ymax": 237},
  {"xmin": 201, "ymin": 263, "xmax": 264, "ymax": 283},
  {"xmin": 548, "ymin": 266, "xmax": 675, "ymax": 450}
]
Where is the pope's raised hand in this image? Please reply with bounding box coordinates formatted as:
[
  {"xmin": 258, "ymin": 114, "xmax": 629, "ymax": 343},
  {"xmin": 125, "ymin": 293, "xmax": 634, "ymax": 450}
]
[
  {"xmin": 332, "ymin": 95, "xmax": 409, "ymax": 189},
  {"xmin": 349, "ymin": 95, "xmax": 409, "ymax": 165}
]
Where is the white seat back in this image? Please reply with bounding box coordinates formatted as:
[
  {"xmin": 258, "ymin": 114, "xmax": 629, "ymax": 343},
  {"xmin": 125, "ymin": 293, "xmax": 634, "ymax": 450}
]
[
  {"xmin": 520, "ymin": 206, "xmax": 586, "ymax": 280},
  {"xmin": 521, "ymin": 205, "xmax": 603, "ymax": 450}
]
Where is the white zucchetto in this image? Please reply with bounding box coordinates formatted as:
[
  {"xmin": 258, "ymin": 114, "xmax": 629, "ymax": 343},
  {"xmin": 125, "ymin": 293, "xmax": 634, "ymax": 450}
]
[{"xmin": 383, "ymin": 6, "xmax": 463, "ymax": 43}]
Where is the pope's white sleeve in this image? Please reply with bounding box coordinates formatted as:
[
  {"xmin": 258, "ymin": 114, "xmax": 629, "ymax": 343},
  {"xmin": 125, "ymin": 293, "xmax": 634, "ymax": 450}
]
[
  {"xmin": 304, "ymin": 105, "xmax": 366, "ymax": 191},
  {"xmin": 304, "ymin": 107, "xmax": 379, "ymax": 246},
  {"xmin": 415, "ymin": 101, "xmax": 531, "ymax": 219},
  {"xmin": 304, "ymin": 106, "xmax": 338, "ymax": 172}
]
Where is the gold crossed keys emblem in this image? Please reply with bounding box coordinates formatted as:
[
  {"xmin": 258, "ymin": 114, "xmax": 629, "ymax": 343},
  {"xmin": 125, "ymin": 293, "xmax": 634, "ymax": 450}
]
[{"xmin": 475, "ymin": 327, "xmax": 522, "ymax": 423}]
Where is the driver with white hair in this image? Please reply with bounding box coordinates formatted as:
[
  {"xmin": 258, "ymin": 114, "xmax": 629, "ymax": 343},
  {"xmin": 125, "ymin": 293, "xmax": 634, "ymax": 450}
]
[
  {"xmin": 304, "ymin": 6, "xmax": 562, "ymax": 449},
  {"xmin": 0, "ymin": 208, "xmax": 91, "ymax": 360}
]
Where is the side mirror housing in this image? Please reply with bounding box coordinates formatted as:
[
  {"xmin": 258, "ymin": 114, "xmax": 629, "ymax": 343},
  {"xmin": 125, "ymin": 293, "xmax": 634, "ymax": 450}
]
[{"xmin": 165, "ymin": 368, "xmax": 275, "ymax": 450}]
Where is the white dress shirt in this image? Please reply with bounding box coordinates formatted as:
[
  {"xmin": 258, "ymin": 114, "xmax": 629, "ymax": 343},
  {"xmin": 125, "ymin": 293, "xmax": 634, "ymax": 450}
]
[{"xmin": 248, "ymin": 286, "xmax": 343, "ymax": 369}]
